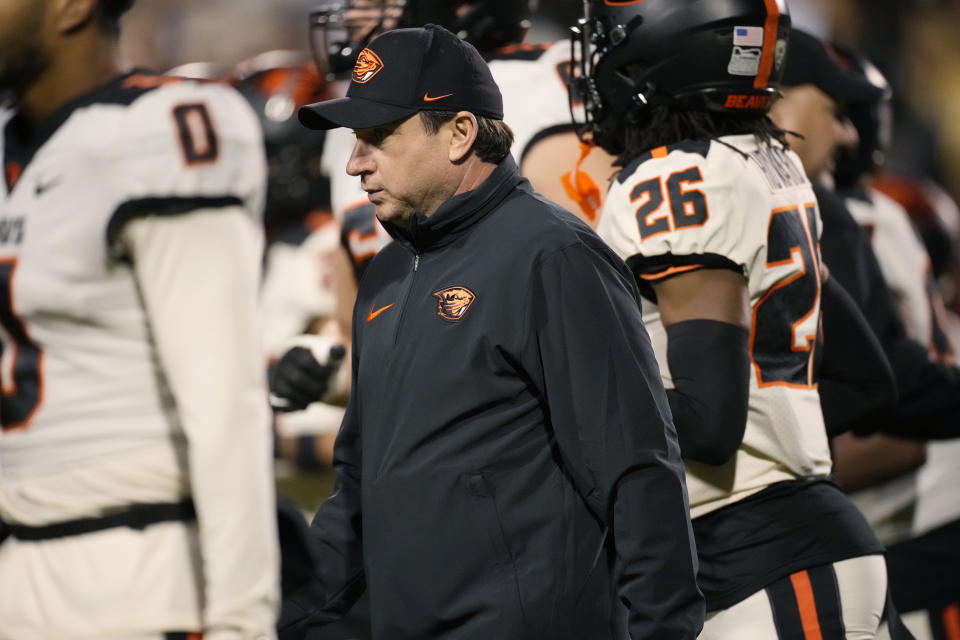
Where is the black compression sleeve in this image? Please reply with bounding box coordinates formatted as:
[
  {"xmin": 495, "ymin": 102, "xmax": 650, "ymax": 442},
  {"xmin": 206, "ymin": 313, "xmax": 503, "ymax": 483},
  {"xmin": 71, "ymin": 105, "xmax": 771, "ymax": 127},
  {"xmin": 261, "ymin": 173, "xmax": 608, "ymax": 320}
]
[
  {"xmin": 665, "ymin": 319, "xmax": 750, "ymax": 465},
  {"xmin": 818, "ymin": 277, "xmax": 898, "ymax": 436}
]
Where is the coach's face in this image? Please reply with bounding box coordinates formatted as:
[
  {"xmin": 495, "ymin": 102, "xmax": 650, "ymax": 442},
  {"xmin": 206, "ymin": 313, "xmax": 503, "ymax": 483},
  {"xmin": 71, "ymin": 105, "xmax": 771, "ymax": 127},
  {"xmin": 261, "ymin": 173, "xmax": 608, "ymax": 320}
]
[
  {"xmin": 0, "ymin": 0, "xmax": 50, "ymax": 94},
  {"xmin": 347, "ymin": 113, "xmax": 458, "ymax": 228}
]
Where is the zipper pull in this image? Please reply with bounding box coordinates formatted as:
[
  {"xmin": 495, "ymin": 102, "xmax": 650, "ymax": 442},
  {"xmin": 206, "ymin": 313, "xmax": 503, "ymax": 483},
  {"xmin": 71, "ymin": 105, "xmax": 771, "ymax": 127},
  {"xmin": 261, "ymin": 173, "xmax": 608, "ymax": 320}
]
[{"xmin": 414, "ymin": 254, "xmax": 420, "ymax": 271}]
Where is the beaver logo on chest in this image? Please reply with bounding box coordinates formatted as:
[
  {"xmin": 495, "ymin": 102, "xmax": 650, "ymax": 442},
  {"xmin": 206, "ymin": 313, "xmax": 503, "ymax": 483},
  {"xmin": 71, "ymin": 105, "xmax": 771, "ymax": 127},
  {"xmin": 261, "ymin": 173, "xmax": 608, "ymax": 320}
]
[{"xmin": 433, "ymin": 286, "xmax": 476, "ymax": 321}]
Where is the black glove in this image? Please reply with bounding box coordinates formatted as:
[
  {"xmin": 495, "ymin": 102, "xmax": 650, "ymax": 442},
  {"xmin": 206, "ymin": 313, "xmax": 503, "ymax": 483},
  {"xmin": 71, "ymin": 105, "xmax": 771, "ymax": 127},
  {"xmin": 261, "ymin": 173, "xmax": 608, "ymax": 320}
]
[{"xmin": 270, "ymin": 344, "xmax": 346, "ymax": 412}]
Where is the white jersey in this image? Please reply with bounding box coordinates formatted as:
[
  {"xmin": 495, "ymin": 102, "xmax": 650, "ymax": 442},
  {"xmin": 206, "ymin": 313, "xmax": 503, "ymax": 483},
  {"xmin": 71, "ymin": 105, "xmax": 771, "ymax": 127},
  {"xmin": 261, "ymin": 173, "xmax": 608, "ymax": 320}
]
[
  {"xmin": 0, "ymin": 73, "xmax": 278, "ymax": 639},
  {"xmin": 846, "ymin": 188, "xmax": 953, "ymax": 357},
  {"xmin": 260, "ymin": 215, "xmax": 341, "ymax": 359},
  {"xmin": 844, "ymin": 187, "xmax": 960, "ymax": 540},
  {"xmin": 598, "ymin": 135, "xmax": 831, "ymax": 518},
  {"xmin": 487, "ymin": 41, "xmax": 583, "ymax": 163}
]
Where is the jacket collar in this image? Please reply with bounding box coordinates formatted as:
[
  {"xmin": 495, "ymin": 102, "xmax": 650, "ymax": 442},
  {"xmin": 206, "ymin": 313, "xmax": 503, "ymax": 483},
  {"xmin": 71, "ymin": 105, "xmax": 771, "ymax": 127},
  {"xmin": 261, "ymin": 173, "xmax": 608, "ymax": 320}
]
[{"xmin": 384, "ymin": 155, "xmax": 523, "ymax": 251}]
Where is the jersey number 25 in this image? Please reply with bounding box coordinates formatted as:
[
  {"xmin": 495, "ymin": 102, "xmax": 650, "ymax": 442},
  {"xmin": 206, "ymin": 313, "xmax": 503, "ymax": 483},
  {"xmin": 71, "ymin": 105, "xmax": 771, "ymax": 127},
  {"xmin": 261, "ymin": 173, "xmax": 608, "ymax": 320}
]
[{"xmin": 751, "ymin": 203, "xmax": 821, "ymax": 389}]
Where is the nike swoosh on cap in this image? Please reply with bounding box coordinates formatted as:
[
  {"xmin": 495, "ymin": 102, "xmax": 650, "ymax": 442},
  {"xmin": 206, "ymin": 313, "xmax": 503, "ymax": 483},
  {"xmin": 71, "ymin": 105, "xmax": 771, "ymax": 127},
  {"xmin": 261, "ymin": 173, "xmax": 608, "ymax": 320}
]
[
  {"xmin": 423, "ymin": 92, "xmax": 453, "ymax": 102},
  {"xmin": 366, "ymin": 303, "xmax": 395, "ymax": 322}
]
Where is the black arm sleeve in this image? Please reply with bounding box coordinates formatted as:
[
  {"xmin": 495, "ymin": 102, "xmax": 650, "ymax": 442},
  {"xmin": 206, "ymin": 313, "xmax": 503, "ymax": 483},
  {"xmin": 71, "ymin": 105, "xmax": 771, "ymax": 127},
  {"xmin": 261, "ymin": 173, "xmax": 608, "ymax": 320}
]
[
  {"xmin": 817, "ymin": 276, "xmax": 898, "ymax": 436},
  {"xmin": 530, "ymin": 242, "xmax": 704, "ymax": 640},
  {"xmin": 817, "ymin": 183, "xmax": 960, "ymax": 439},
  {"xmin": 664, "ymin": 319, "xmax": 750, "ymax": 465}
]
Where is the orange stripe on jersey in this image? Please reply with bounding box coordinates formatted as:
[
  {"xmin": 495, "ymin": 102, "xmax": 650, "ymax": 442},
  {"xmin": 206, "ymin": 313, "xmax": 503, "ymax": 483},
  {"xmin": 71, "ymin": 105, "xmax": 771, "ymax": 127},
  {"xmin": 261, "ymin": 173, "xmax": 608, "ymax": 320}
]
[
  {"xmin": 122, "ymin": 74, "xmax": 182, "ymax": 89},
  {"xmin": 790, "ymin": 570, "xmax": 824, "ymax": 640},
  {"xmin": 561, "ymin": 140, "xmax": 602, "ymax": 221},
  {"xmin": 187, "ymin": 632, "xmax": 203, "ymax": 640},
  {"xmin": 492, "ymin": 42, "xmax": 552, "ymax": 58},
  {"xmin": 637, "ymin": 264, "xmax": 704, "ymax": 280},
  {"xmin": 4, "ymin": 162, "xmax": 22, "ymax": 189},
  {"xmin": 651, "ymin": 146, "xmax": 668, "ymax": 159},
  {"xmin": 304, "ymin": 209, "xmax": 334, "ymax": 231},
  {"xmin": 944, "ymin": 603, "xmax": 960, "ymax": 640},
  {"xmin": 755, "ymin": 0, "xmax": 782, "ymax": 89}
]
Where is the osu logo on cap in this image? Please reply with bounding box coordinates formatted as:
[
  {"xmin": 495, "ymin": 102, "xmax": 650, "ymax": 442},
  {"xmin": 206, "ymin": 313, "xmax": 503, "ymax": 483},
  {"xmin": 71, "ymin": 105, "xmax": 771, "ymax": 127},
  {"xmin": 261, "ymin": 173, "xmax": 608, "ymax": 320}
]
[
  {"xmin": 433, "ymin": 286, "xmax": 476, "ymax": 321},
  {"xmin": 352, "ymin": 48, "xmax": 384, "ymax": 84}
]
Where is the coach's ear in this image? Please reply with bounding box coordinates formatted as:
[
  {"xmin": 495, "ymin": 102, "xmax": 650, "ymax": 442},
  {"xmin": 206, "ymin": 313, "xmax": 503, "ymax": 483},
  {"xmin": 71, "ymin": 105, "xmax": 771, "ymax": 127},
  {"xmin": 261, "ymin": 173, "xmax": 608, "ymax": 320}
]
[
  {"xmin": 448, "ymin": 111, "xmax": 480, "ymax": 164},
  {"xmin": 54, "ymin": 0, "xmax": 100, "ymax": 34}
]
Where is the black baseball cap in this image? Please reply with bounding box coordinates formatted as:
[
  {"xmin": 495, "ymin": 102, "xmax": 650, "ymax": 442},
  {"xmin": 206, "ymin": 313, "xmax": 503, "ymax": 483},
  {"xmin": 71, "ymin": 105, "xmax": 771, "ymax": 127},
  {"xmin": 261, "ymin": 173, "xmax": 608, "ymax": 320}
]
[
  {"xmin": 299, "ymin": 24, "xmax": 503, "ymax": 130},
  {"xmin": 781, "ymin": 29, "xmax": 883, "ymax": 105}
]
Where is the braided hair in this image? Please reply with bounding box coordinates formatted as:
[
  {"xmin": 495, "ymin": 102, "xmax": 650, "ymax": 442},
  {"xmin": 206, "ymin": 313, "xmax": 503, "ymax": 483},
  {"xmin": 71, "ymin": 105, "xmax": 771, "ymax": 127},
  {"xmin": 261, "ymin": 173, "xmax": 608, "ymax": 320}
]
[{"xmin": 615, "ymin": 104, "xmax": 791, "ymax": 167}]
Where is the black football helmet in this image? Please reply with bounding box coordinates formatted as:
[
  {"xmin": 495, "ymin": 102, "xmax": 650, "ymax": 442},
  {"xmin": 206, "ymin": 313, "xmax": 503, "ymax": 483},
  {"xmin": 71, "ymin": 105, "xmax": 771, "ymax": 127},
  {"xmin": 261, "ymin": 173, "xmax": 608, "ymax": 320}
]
[
  {"xmin": 400, "ymin": 0, "xmax": 532, "ymax": 53},
  {"xmin": 831, "ymin": 46, "xmax": 893, "ymax": 189},
  {"xmin": 308, "ymin": 0, "xmax": 531, "ymax": 78},
  {"xmin": 574, "ymin": 0, "xmax": 791, "ymax": 154},
  {"xmin": 309, "ymin": 1, "xmax": 406, "ymax": 79},
  {"xmin": 232, "ymin": 51, "xmax": 334, "ymax": 240}
]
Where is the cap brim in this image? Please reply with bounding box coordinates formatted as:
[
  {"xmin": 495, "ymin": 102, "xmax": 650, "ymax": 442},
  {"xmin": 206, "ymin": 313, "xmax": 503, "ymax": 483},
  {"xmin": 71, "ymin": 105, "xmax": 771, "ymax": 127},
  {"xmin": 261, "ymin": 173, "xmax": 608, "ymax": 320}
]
[
  {"xmin": 817, "ymin": 70, "xmax": 884, "ymax": 105},
  {"xmin": 298, "ymin": 97, "xmax": 419, "ymax": 130}
]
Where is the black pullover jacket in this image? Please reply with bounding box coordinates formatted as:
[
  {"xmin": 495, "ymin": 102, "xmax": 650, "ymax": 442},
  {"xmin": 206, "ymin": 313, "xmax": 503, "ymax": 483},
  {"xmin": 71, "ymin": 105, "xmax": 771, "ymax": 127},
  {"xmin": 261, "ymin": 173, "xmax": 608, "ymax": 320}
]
[{"xmin": 281, "ymin": 157, "xmax": 704, "ymax": 639}]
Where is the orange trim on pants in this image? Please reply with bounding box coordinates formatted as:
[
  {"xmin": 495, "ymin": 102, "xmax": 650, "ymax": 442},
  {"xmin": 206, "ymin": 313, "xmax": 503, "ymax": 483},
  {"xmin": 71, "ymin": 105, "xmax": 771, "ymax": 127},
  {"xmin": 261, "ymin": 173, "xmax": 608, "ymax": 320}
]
[
  {"xmin": 944, "ymin": 603, "xmax": 960, "ymax": 640},
  {"xmin": 790, "ymin": 570, "xmax": 825, "ymax": 640}
]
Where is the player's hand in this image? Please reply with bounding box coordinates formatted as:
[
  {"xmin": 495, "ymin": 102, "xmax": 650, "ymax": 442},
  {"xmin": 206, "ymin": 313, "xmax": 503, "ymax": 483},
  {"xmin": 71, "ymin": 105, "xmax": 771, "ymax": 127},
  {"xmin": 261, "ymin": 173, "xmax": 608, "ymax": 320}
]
[{"xmin": 270, "ymin": 338, "xmax": 346, "ymax": 412}]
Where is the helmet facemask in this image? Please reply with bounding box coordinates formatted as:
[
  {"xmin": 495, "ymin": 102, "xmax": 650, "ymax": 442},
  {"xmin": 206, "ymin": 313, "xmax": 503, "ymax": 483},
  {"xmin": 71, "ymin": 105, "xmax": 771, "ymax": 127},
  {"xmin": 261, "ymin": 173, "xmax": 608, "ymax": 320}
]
[{"xmin": 309, "ymin": 0, "xmax": 406, "ymax": 79}]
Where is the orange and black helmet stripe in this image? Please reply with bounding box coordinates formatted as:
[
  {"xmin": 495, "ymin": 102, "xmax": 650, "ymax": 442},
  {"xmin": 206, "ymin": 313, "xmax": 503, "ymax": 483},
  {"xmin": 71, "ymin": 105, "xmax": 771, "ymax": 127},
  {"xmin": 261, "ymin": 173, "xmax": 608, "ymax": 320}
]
[{"xmin": 755, "ymin": 0, "xmax": 783, "ymax": 89}]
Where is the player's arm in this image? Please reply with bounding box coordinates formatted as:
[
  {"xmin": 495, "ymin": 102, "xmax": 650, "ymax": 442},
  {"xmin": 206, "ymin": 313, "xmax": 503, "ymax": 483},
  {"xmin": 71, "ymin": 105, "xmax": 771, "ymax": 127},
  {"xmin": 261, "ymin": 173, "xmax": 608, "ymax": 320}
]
[
  {"xmin": 817, "ymin": 275, "xmax": 898, "ymax": 435},
  {"xmin": 830, "ymin": 431, "xmax": 927, "ymax": 492},
  {"xmin": 528, "ymin": 243, "xmax": 704, "ymax": 639},
  {"xmin": 649, "ymin": 268, "xmax": 752, "ymax": 465},
  {"xmin": 332, "ymin": 243, "xmax": 359, "ymax": 341},
  {"xmin": 121, "ymin": 208, "xmax": 279, "ymax": 638}
]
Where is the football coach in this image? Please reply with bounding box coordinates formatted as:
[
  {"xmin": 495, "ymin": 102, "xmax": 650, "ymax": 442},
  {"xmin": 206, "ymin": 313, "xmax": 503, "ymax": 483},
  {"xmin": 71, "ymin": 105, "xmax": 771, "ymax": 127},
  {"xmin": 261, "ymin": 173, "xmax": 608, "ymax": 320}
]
[{"xmin": 276, "ymin": 24, "xmax": 704, "ymax": 640}]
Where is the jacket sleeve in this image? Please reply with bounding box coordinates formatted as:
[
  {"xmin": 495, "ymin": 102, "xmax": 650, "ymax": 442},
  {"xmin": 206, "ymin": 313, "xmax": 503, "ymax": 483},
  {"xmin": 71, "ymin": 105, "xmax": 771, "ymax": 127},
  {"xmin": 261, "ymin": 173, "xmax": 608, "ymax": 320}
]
[
  {"xmin": 526, "ymin": 242, "xmax": 705, "ymax": 640},
  {"xmin": 819, "ymin": 186, "xmax": 960, "ymax": 439},
  {"xmin": 278, "ymin": 334, "xmax": 365, "ymax": 638}
]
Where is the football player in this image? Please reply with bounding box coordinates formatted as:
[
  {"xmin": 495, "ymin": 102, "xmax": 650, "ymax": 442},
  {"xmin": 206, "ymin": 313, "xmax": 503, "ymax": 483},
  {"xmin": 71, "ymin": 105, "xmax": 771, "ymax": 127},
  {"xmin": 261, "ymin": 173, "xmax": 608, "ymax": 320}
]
[
  {"xmin": 769, "ymin": 28, "xmax": 928, "ymax": 528},
  {"xmin": 231, "ymin": 50, "xmax": 352, "ymax": 475},
  {"xmin": 0, "ymin": 1, "xmax": 279, "ymax": 638},
  {"xmin": 827, "ymin": 49, "xmax": 960, "ymax": 640},
  {"xmin": 583, "ymin": 2, "xmax": 900, "ymax": 637}
]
